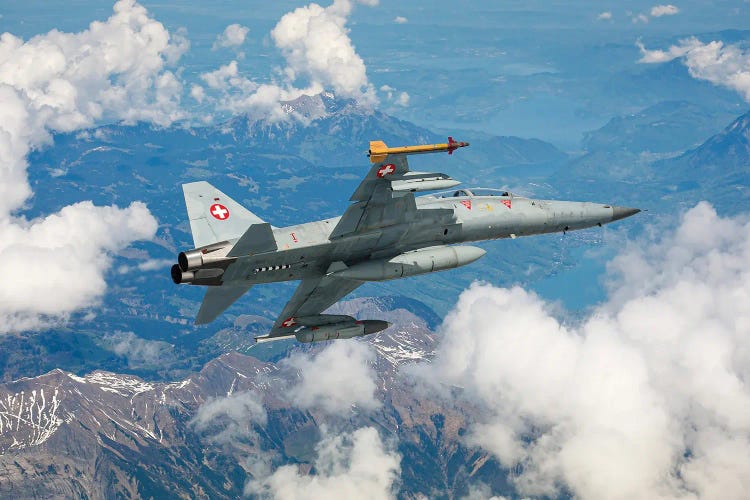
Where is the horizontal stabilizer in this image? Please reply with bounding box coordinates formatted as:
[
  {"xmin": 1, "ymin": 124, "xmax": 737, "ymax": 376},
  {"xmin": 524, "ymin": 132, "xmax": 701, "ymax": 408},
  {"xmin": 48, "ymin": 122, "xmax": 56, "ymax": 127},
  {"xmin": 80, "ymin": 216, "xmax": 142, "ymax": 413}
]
[
  {"xmin": 227, "ymin": 223, "xmax": 277, "ymax": 257},
  {"xmin": 196, "ymin": 285, "xmax": 252, "ymax": 325}
]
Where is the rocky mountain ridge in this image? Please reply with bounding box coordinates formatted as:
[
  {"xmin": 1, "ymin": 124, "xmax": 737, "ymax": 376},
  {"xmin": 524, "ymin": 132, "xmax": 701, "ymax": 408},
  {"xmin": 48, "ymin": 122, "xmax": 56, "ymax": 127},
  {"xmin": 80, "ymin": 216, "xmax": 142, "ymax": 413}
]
[{"xmin": 0, "ymin": 303, "xmax": 502, "ymax": 499}]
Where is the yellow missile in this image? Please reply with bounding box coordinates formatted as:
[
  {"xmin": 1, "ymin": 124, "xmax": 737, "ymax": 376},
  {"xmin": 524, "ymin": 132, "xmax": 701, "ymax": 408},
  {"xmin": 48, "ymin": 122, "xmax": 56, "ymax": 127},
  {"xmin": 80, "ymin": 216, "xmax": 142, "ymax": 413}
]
[{"xmin": 368, "ymin": 136, "xmax": 469, "ymax": 163}]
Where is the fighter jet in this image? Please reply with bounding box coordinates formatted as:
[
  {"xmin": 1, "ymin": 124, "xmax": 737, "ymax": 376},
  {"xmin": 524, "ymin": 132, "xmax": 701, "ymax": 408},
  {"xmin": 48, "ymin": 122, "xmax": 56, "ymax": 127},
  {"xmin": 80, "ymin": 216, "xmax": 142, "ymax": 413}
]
[{"xmin": 171, "ymin": 138, "xmax": 639, "ymax": 343}]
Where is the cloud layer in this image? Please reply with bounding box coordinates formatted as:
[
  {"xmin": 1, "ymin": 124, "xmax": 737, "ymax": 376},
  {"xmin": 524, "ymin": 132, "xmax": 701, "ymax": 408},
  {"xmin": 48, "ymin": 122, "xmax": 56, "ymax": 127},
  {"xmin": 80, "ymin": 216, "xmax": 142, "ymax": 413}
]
[
  {"xmin": 0, "ymin": 0, "xmax": 186, "ymax": 332},
  {"xmin": 651, "ymin": 4, "xmax": 680, "ymax": 17},
  {"xmin": 638, "ymin": 37, "xmax": 750, "ymax": 102},
  {"xmin": 193, "ymin": 0, "xmax": 379, "ymax": 121},
  {"xmin": 283, "ymin": 341, "xmax": 380, "ymax": 414},
  {"xmin": 414, "ymin": 202, "xmax": 750, "ymax": 499},
  {"xmin": 271, "ymin": 0, "xmax": 376, "ymax": 104},
  {"xmin": 192, "ymin": 390, "xmax": 268, "ymax": 445},
  {"xmin": 214, "ymin": 23, "xmax": 249, "ymax": 49},
  {"xmin": 245, "ymin": 426, "xmax": 401, "ymax": 499}
]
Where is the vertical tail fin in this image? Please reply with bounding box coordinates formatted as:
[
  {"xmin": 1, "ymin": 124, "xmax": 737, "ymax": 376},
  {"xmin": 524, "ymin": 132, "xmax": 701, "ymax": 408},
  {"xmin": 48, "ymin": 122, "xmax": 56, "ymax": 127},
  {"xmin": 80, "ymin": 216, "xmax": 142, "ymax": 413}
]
[{"xmin": 182, "ymin": 181, "xmax": 265, "ymax": 248}]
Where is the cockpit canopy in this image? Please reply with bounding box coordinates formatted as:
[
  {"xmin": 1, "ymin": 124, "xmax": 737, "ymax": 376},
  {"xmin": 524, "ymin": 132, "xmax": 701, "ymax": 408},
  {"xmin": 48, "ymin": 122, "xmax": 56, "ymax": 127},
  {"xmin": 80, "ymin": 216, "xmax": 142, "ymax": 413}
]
[{"xmin": 430, "ymin": 188, "xmax": 512, "ymax": 198}]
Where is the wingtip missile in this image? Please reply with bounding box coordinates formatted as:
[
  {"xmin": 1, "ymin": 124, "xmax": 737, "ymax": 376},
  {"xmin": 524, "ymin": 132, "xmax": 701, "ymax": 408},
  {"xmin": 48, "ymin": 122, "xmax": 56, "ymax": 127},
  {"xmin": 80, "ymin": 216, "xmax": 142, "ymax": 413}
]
[
  {"xmin": 447, "ymin": 136, "xmax": 469, "ymax": 154},
  {"xmin": 368, "ymin": 137, "xmax": 470, "ymax": 163}
]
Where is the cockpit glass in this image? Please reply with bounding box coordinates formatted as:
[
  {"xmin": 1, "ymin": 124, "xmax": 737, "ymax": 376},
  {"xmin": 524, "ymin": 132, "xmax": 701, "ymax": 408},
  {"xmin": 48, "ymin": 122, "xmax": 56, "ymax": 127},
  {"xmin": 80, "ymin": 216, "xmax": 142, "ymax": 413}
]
[
  {"xmin": 433, "ymin": 188, "xmax": 510, "ymax": 198},
  {"xmin": 470, "ymin": 188, "xmax": 510, "ymax": 197}
]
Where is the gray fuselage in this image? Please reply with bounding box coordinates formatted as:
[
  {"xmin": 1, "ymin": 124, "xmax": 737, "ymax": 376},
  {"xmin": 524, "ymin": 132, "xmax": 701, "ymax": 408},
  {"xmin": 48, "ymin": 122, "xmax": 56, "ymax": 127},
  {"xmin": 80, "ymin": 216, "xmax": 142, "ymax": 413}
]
[{"xmin": 219, "ymin": 190, "xmax": 635, "ymax": 286}]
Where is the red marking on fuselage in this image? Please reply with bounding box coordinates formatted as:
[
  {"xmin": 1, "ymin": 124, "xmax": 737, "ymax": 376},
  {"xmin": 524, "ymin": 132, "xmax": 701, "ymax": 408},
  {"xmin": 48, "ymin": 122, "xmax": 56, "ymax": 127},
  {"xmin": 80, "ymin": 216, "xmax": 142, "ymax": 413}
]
[
  {"xmin": 290, "ymin": 232, "xmax": 298, "ymax": 243},
  {"xmin": 210, "ymin": 203, "xmax": 230, "ymax": 220},
  {"xmin": 281, "ymin": 317, "xmax": 297, "ymax": 328},
  {"xmin": 460, "ymin": 200, "xmax": 472, "ymax": 210},
  {"xmin": 501, "ymin": 199, "xmax": 512, "ymax": 209}
]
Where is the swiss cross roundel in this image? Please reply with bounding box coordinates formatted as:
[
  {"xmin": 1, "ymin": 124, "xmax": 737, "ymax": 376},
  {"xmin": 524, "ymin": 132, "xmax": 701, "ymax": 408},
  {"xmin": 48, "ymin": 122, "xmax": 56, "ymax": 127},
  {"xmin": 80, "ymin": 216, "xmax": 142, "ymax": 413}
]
[
  {"xmin": 377, "ymin": 163, "xmax": 396, "ymax": 178},
  {"xmin": 210, "ymin": 203, "xmax": 230, "ymax": 220}
]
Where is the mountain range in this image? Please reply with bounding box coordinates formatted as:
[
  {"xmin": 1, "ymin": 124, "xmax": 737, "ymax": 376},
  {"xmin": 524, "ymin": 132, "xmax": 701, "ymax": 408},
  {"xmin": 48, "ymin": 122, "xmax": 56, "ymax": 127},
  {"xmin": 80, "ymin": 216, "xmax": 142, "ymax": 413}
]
[
  {"xmin": 0, "ymin": 299, "xmax": 504, "ymax": 499},
  {"xmin": 2, "ymin": 93, "xmax": 749, "ymax": 498}
]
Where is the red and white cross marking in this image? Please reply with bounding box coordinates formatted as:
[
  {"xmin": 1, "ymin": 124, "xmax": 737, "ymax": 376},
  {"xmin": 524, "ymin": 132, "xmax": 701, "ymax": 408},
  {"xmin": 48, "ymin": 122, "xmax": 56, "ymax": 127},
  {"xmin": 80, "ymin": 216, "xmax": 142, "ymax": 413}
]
[
  {"xmin": 376, "ymin": 163, "xmax": 396, "ymax": 178},
  {"xmin": 281, "ymin": 317, "xmax": 297, "ymax": 328},
  {"xmin": 210, "ymin": 203, "xmax": 230, "ymax": 220},
  {"xmin": 501, "ymin": 199, "xmax": 512, "ymax": 209}
]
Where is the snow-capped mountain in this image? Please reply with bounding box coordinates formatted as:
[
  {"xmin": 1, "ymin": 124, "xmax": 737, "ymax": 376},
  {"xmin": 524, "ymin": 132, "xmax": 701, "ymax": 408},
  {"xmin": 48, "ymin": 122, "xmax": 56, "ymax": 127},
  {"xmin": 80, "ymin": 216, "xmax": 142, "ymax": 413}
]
[{"xmin": 0, "ymin": 300, "xmax": 502, "ymax": 499}]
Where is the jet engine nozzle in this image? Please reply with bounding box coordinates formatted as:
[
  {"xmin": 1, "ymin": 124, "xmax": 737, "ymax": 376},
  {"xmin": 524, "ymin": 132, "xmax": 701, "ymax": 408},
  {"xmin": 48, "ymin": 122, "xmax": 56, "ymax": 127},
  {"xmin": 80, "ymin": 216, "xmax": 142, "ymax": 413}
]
[
  {"xmin": 171, "ymin": 264, "xmax": 195, "ymax": 284},
  {"xmin": 178, "ymin": 241, "xmax": 232, "ymax": 271},
  {"xmin": 178, "ymin": 251, "xmax": 201, "ymax": 272}
]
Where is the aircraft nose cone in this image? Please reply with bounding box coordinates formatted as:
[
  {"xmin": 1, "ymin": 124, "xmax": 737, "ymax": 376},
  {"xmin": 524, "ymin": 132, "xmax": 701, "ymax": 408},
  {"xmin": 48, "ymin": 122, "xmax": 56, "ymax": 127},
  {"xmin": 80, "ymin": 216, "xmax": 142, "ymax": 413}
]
[
  {"xmin": 363, "ymin": 320, "xmax": 391, "ymax": 335},
  {"xmin": 611, "ymin": 206, "xmax": 641, "ymax": 222}
]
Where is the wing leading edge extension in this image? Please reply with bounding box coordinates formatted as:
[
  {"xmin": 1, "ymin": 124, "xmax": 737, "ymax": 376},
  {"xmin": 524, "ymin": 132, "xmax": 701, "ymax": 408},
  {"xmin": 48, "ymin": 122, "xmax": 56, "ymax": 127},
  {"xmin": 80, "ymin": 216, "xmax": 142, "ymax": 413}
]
[{"xmin": 329, "ymin": 138, "xmax": 466, "ymax": 240}]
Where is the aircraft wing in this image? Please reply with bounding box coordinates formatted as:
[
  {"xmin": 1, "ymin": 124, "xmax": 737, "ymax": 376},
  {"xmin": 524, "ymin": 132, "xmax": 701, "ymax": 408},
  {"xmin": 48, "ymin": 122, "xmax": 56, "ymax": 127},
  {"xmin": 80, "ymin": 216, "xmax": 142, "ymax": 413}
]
[
  {"xmin": 260, "ymin": 274, "xmax": 363, "ymax": 340},
  {"xmin": 330, "ymin": 154, "xmax": 453, "ymax": 239},
  {"xmin": 330, "ymin": 138, "xmax": 467, "ymax": 240}
]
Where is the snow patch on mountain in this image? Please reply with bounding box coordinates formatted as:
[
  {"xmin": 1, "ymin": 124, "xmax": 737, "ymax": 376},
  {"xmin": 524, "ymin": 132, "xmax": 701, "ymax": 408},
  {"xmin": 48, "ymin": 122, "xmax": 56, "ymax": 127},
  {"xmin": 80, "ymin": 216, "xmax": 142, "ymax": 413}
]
[{"xmin": 0, "ymin": 388, "xmax": 63, "ymax": 451}]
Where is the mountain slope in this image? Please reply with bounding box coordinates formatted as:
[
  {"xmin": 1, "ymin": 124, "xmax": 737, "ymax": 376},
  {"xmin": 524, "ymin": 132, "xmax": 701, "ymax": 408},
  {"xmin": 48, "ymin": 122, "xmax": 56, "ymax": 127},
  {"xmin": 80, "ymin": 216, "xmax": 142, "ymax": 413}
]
[
  {"xmin": 654, "ymin": 109, "xmax": 750, "ymax": 213},
  {"xmin": 0, "ymin": 308, "xmax": 506, "ymax": 499}
]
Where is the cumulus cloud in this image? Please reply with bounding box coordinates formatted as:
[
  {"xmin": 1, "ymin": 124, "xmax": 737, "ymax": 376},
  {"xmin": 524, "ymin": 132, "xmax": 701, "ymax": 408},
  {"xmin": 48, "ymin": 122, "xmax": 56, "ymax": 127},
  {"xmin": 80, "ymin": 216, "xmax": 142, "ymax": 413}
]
[
  {"xmin": 192, "ymin": 390, "xmax": 268, "ymax": 444},
  {"xmin": 379, "ymin": 85, "xmax": 409, "ymax": 107},
  {"xmin": 245, "ymin": 426, "xmax": 401, "ymax": 499},
  {"xmin": 0, "ymin": 202, "xmax": 157, "ymax": 332},
  {"xmin": 101, "ymin": 330, "xmax": 174, "ymax": 367},
  {"xmin": 283, "ymin": 341, "xmax": 380, "ymax": 414},
  {"xmin": 394, "ymin": 16, "xmax": 408, "ymax": 24},
  {"xmin": 271, "ymin": 0, "xmax": 377, "ymax": 104},
  {"xmin": 0, "ymin": 0, "xmax": 185, "ymax": 332},
  {"xmin": 412, "ymin": 202, "xmax": 750, "ymax": 499},
  {"xmin": 651, "ymin": 4, "xmax": 680, "ymax": 17},
  {"xmin": 597, "ymin": 11, "xmax": 613, "ymax": 21},
  {"xmin": 197, "ymin": 0, "xmax": 379, "ymax": 122},
  {"xmin": 213, "ymin": 23, "xmax": 249, "ymax": 49},
  {"xmin": 637, "ymin": 37, "xmax": 750, "ymax": 101}
]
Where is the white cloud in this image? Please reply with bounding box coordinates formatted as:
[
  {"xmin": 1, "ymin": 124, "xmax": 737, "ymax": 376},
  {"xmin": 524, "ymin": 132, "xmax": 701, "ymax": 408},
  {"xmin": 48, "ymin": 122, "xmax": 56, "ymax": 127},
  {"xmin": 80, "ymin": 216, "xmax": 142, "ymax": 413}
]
[
  {"xmin": 597, "ymin": 11, "xmax": 613, "ymax": 21},
  {"xmin": 636, "ymin": 39, "xmax": 692, "ymax": 63},
  {"xmin": 396, "ymin": 91, "xmax": 410, "ymax": 107},
  {"xmin": 199, "ymin": 61, "xmax": 257, "ymax": 93},
  {"xmin": 213, "ymin": 23, "xmax": 249, "ymax": 49},
  {"xmin": 394, "ymin": 16, "xmax": 408, "ymax": 24},
  {"xmin": 197, "ymin": 0, "xmax": 380, "ymax": 122},
  {"xmin": 651, "ymin": 4, "xmax": 680, "ymax": 17},
  {"xmin": 283, "ymin": 341, "xmax": 380, "ymax": 414},
  {"xmin": 412, "ymin": 202, "xmax": 750, "ymax": 499},
  {"xmin": 379, "ymin": 85, "xmax": 409, "ymax": 107},
  {"xmin": 0, "ymin": 202, "xmax": 157, "ymax": 332},
  {"xmin": 0, "ymin": 0, "xmax": 185, "ymax": 332},
  {"xmin": 637, "ymin": 37, "xmax": 750, "ymax": 102},
  {"xmin": 192, "ymin": 390, "xmax": 268, "ymax": 444},
  {"xmin": 245, "ymin": 426, "xmax": 401, "ymax": 499},
  {"xmin": 101, "ymin": 331, "xmax": 174, "ymax": 367},
  {"xmin": 632, "ymin": 12, "xmax": 650, "ymax": 23},
  {"xmin": 270, "ymin": 0, "xmax": 377, "ymax": 105},
  {"xmin": 190, "ymin": 84, "xmax": 205, "ymax": 103}
]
